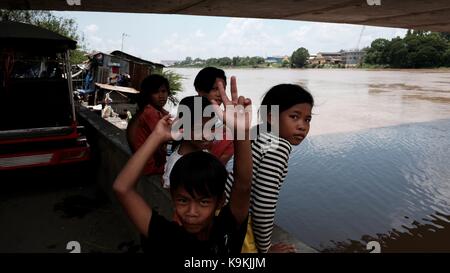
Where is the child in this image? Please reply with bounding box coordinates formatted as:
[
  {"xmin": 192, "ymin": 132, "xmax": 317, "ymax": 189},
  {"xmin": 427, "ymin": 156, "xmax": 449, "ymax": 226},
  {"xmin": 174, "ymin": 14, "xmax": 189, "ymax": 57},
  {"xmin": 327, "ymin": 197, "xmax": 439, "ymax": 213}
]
[
  {"xmin": 194, "ymin": 67, "xmax": 234, "ymax": 165},
  {"xmin": 113, "ymin": 76, "xmax": 253, "ymax": 254},
  {"xmin": 162, "ymin": 95, "xmax": 213, "ymax": 189},
  {"xmin": 126, "ymin": 74, "xmax": 171, "ymax": 175},
  {"xmin": 225, "ymin": 84, "xmax": 314, "ymax": 253}
]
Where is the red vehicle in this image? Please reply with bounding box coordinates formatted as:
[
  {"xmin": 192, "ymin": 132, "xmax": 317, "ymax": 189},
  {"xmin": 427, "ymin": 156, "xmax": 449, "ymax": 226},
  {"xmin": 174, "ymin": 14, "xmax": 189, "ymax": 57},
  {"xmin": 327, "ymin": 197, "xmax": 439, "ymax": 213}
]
[{"xmin": 0, "ymin": 21, "xmax": 89, "ymax": 170}]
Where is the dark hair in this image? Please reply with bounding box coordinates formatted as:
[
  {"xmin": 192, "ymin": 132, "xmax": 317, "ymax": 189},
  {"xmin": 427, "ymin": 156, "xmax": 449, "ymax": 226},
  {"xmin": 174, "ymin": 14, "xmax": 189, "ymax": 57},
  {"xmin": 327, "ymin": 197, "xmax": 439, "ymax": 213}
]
[
  {"xmin": 137, "ymin": 74, "xmax": 170, "ymax": 110},
  {"xmin": 194, "ymin": 67, "xmax": 226, "ymax": 93},
  {"xmin": 171, "ymin": 95, "xmax": 214, "ymax": 151},
  {"xmin": 260, "ymin": 84, "xmax": 314, "ymax": 124},
  {"xmin": 170, "ymin": 151, "xmax": 227, "ymax": 198},
  {"xmin": 177, "ymin": 95, "xmax": 213, "ymax": 127}
]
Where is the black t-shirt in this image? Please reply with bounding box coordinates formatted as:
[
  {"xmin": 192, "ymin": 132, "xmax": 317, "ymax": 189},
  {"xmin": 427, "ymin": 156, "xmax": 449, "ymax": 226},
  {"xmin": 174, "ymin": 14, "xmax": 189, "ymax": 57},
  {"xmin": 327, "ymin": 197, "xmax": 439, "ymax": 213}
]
[{"xmin": 141, "ymin": 204, "xmax": 247, "ymax": 255}]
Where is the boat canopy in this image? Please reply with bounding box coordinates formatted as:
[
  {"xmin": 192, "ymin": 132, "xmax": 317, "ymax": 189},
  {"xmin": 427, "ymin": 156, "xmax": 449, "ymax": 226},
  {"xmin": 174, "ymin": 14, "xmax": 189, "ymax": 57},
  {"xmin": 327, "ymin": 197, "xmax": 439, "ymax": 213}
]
[{"xmin": 0, "ymin": 21, "xmax": 77, "ymax": 51}]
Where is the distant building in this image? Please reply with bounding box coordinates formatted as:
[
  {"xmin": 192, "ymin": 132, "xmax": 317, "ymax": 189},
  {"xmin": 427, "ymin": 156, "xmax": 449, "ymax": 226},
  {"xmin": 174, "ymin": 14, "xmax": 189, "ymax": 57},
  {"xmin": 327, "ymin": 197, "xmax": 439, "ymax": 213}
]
[
  {"xmin": 341, "ymin": 50, "xmax": 365, "ymax": 67},
  {"xmin": 308, "ymin": 51, "xmax": 365, "ymax": 67},
  {"xmin": 266, "ymin": 56, "xmax": 280, "ymax": 64},
  {"xmin": 88, "ymin": 50, "xmax": 164, "ymax": 91},
  {"xmin": 193, "ymin": 59, "xmax": 205, "ymax": 65},
  {"xmin": 308, "ymin": 54, "xmax": 317, "ymax": 63},
  {"xmin": 311, "ymin": 52, "xmax": 342, "ymax": 65},
  {"xmin": 79, "ymin": 50, "xmax": 165, "ymax": 111},
  {"xmin": 265, "ymin": 56, "xmax": 289, "ymax": 64},
  {"xmin": 317, "ymin": 52, "xmax": 342, "ymax": 64}
]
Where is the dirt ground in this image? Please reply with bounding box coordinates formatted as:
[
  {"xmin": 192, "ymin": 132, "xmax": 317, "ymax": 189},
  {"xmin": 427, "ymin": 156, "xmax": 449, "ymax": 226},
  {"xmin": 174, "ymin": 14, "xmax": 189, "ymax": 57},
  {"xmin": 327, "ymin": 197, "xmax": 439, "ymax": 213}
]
[{"xmin": 0, "ymin": 163, "xmax": 140, "ymax": 253}]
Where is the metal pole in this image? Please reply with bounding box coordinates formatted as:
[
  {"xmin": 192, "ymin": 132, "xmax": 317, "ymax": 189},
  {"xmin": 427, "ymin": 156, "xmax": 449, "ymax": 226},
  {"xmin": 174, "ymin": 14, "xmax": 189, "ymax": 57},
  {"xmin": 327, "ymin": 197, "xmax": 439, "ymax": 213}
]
[
  {"xmin": 121, "ymin": 33, "xmax": 124, "ymax": 51},
  {"xmin": 65, "ymin": 50, "xmax": 76, "ymax": 123},
  {"xmin": 121, "ymin": 33, "xmax": 129, "ymax": 51}
]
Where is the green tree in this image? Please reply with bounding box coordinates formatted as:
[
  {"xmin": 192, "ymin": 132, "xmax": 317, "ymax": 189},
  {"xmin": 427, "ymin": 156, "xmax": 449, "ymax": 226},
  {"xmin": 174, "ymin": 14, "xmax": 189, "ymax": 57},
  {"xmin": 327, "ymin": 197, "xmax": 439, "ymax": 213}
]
[
  {"xmin": 364, "ymin": 38, "xmax": 390, "ymax": 64},
  {"xmin": 405, "ymin": 31, "xmax": 447, "ymax": 67},
  {"xmin": 291, "ymin": 47, "xmax": 309, "ymax": 68},
  {"xmin": 414, "ymin": 46, "xmax": 441, "ymax": 67},
  {"xmin": 205, "ymin": 58, "xmax": 218, "ymax": 66},
  {"xmin": 179, "ymin": 57, "xmax": 193, "ymax": 66},
  {"xmin": 439, "ymin": 32, "xmax": 450, "ymax": 41},
  {"xmin": 442, "ymin": 48, "xmax": 450, "ymax": 66},
  {"xmin": 249, "ymin": 56, "xmax": 264, "ymax": 66},
  {"xmin": 365, "ymin": 30, "xmax": 449, "ymax": 68},
  {"xmin": 154, "ymin": 69, "xmax": 184, "ymax": 105},
  {"xmin": 1, "ymin": 9, "xmax": 88, "ymax": 64},
  {"xmin": 232, "ymin": 56, "xmax": 239, "ymax": 66},
  {"xmin": 387, "ymin": 38, "xmax": 408, "ymax": 67},
  {"xmin": 70, "ymin": 49, "xmax": 89, "ymax": 64},
  {"xmin": 237, "ymin": 56, "xmax": 249, "ymax": 66},
  {"xmin": 193, "ymin": 58, "xmax": 204, "ymax": 65},
  {"xmin": 218, "ymin": 57, "xmax": 232, "ymax": 66}
]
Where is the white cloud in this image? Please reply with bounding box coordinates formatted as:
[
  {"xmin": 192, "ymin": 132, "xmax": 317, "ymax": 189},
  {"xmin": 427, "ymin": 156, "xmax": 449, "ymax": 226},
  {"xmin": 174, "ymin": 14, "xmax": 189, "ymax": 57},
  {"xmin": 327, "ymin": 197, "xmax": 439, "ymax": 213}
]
[
  {"xmin": 215, "ymin": 18, "xmax": 282, "ymax": 57},
  {"xmin": 142, "ymin": 18, "xmax": 290, "ymax": 61},
  {"xmin": 83, "ymin": 24, "xmax": 104, "ymax": 51},
  {"xmin": 84, "ymin": 24, "xmax": 99, "ymax": 33},
  {"xmin": 148, "ymin": 31, "xmax": 210, "ymax": 61},
  {"xmin": 287, "ymin": 23, "xmax": 408, "ymax": 54},
  {"xmin": 195, "ymin": 29, "xmax": 205, "ymax": 38},
  {"xmin": 79, "ymin": 17, "xmax": 409, "ymax": 62},
  {"xmin": 82, "ymin": 24, "xmax": 125, "ymax": 54}
]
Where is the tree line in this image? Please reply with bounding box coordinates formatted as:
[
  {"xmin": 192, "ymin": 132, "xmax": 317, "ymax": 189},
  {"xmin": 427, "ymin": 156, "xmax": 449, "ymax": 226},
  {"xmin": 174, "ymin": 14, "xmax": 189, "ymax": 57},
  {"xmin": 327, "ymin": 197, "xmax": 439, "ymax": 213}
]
[
  {"xmin": 173, "ymin": 48, "xmax": 310, "ymax": 69},
  {"xmin": 288, "ymin": 31, "xmax": 450, "ymax": 69},
  {"xmin": 175, "ymin": 56, "xmax": 267, "ymax": 67},
  {"xmin": 175, "ymin": 31, "xmax": 450, "ymax": 69}
]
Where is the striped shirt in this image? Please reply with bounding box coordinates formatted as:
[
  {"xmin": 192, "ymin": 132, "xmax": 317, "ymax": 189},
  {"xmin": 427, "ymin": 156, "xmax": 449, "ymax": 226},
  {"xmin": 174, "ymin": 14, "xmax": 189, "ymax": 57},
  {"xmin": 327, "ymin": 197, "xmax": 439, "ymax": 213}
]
[{"xmin": 225, "ymin": 131, "xmax": 292, "ymax": 253}]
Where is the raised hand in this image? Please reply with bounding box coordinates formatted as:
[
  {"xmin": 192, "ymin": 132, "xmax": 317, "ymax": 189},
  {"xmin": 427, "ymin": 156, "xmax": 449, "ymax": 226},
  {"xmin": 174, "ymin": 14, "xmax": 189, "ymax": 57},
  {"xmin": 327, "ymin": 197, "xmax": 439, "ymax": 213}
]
[
  {"xmin": 211, "ymin": 76, "xmax": 252, "ymax": 137},
  {"xmin": 152, "ymin": 115, "xmax": 183, "ymax": 143}
]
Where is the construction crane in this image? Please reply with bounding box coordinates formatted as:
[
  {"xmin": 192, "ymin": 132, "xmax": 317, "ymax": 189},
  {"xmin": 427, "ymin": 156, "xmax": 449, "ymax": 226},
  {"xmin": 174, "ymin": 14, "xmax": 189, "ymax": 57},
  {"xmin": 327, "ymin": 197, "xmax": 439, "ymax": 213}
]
[
  {"xmin": 356, "ymin": 25, "xmax": 366, "ymax": 50},
  {"xmin": 121, "ymin": 33, "xmax": 130, "ymax": 51},
  {"xmin": 343, "ymin": 25, "xmax": 366, "ymax": 66}
]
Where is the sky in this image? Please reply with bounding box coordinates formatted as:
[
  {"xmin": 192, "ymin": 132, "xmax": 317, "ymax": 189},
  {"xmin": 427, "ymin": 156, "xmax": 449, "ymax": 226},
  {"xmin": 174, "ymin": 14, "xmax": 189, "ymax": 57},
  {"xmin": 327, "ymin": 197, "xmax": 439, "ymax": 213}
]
[{"xmin": 54, "ymin": 11, "xmax": 407, "ymax": 63}]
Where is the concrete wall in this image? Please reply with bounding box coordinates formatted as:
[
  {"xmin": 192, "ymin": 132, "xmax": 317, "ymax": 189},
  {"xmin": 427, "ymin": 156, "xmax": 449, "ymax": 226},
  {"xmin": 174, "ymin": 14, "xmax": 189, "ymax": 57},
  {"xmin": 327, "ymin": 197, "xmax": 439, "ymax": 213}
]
[
  {"xmin": 77, "ymin": 106, "xmax": 318, "ymax": 253},
  {"xmin": 77, "ymin": 106, "xmax": 173, "ymax": 218}
]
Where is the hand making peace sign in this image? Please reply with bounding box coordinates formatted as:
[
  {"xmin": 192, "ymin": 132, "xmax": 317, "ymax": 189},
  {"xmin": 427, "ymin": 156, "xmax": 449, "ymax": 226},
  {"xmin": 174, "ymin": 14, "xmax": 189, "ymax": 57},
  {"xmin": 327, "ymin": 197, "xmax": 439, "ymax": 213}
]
[{"xmin": 211, "ymin": 76, "xmax": 252, "ymax": 136}]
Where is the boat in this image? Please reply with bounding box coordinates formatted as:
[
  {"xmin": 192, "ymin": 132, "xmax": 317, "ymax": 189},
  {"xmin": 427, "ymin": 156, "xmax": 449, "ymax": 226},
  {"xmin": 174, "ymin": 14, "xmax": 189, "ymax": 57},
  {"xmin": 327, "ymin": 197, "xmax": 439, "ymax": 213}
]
[{"xmin": 0, "ymin": 21, "xmax": 90, "ymax": 170}]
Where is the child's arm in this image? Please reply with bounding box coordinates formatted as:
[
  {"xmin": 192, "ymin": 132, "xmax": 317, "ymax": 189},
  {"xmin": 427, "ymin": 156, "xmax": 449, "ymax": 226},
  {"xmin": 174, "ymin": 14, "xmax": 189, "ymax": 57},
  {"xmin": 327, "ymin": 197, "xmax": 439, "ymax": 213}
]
[
  {"xmin": 113, "ymin": 115, "xmax": 177, "ymax": 236},
  {"xmin": 213, "ymin": 77, "xmax": 252, "ymax": 226},
  {"xmin": 229, "ymin": 129, "xmax": 252, "ymax": 225}
]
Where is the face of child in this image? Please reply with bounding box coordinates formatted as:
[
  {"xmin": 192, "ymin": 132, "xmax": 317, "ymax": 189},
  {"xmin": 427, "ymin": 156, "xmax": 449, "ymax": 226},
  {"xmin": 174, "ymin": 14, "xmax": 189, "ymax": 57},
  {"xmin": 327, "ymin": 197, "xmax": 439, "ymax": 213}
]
[
  {"xmin": 149, "ymin": 85, "xmax": 169, "ymax": 109},
  {"xmin": 276, "ymin": 103, "xmax": 312, "ymax": 146},
  {"xmin": 198, "ymin": 78, "xmax": 226, "ymax": 105},
  {"xmin": 172, "ymin": 187, "xmax": 219, "ymax": 236}
]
